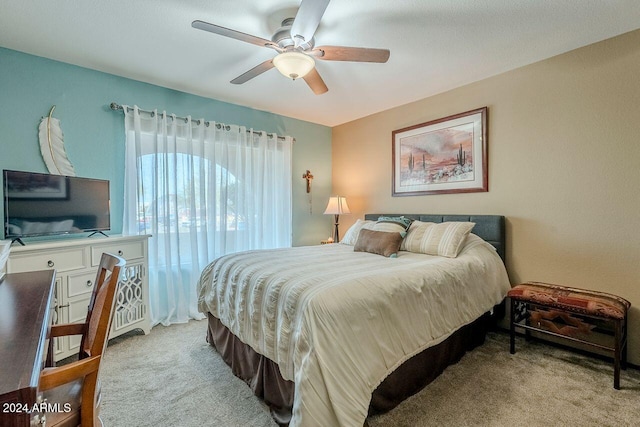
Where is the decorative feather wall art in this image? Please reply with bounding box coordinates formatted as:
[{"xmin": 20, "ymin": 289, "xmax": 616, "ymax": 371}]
[{"xmin": 38, "ymin": 105, "xmax": 76, "ymax": 176}]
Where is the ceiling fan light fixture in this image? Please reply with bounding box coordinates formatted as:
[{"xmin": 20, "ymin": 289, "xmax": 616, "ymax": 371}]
[{"xmin": 273, "ymin": 52, "xmax": 315, "ymax": 80}]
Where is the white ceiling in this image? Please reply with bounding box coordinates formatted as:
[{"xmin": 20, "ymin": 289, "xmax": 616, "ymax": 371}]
[{"xmin": 1, "ymin": 0, "xmax": 639, "ymax": 127}]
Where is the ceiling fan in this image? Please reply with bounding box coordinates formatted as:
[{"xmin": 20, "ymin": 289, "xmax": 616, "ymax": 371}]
[{"xmin": 192, "ymin": 0, "xmax": 390, "ymax": 95}]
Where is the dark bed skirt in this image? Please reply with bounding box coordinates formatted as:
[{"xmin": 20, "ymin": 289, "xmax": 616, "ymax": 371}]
[{"xmin": 206, "ymin": 312, "xmax": 492, "ymax": 426}]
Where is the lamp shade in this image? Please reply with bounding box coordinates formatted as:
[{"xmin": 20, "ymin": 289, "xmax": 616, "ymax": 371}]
[
  {"xmin": 323, "ymin": 196, "xmax": 350, "ymax": 215},
  {"xmin": 272, "ymin": 52, "xmax": 315, "ymax": 80}
]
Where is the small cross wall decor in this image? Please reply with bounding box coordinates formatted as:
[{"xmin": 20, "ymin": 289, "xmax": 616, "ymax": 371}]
[{"xmin": 302, "ymin": 170, "xmax": 314, "ymax": 193}]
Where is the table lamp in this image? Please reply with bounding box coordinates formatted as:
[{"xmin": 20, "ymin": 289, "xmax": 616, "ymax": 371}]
[{"xmin": 323, "ymin": 196, "xmax": 350, "ymax": 243}]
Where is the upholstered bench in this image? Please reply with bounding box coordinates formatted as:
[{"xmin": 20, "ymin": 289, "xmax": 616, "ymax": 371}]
[{"xmin": 508, "ymin": 281, "xmax": 631, "ymax": 389}]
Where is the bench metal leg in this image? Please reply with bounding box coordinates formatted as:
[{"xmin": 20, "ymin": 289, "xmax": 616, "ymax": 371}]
[
  {"xmin": 614, "ymin": 319, "xmax": 622, "ymax": 390},
  {"xmin": 510, "ymin": 298, "xmax": 516, "ymax": 354},
  {"xmin": 622, "ymin": 314, "xmax": 628, "ymax": 371}
]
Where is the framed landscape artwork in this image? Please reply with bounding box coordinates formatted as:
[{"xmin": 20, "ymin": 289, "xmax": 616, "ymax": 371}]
[{"xmin": 392, "ymin": 107, "xmax": 488, "ymax": 196}]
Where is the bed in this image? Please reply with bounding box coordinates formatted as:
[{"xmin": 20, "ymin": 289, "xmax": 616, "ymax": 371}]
[{"xmin": 197, "ymin": 214, "xmax": 510, "ymax": 427}]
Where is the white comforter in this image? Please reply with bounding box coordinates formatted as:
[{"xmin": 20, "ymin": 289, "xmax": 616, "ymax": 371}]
[{"xmin": 197, "ymin": 234, "xmax": 511, "ymax": 427}]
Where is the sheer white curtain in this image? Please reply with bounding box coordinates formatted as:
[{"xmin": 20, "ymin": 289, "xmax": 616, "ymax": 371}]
[{"xmin": 122, "ymin": 105, "xmax": 292, "ymax": 326}]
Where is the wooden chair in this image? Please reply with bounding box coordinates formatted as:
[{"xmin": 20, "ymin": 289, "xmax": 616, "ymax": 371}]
[{"xmin": 39, "ymin": 253, "xmax": 125, "ymax": 427}]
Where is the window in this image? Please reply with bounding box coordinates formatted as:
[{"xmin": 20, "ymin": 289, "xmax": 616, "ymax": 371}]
[{"xmin": 123, "ymin": 106, "xmax": 292, "ymax": 325}]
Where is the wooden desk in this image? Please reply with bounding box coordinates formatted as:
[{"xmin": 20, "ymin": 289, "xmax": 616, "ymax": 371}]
[{"xmin": 0, "ymin": 270, "xmax": 56, "ymax": 427}]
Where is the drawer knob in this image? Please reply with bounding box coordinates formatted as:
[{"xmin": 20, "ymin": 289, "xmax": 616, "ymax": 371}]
[
  {"xmin": 47, "ymin": 260, "xmax": 55, "ymax": 268},
  {"xmin": 86, "ymin": 280, "xmax": 93, "ymax": 287},
  {"xmin": 118, "ymin": 250, "xmax": 124, "ymax": 256}
]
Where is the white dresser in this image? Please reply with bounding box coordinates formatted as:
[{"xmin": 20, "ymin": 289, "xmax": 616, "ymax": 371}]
[{"xmin": 6, "ymin": 234, "xmax": 151, "ymax": 362}]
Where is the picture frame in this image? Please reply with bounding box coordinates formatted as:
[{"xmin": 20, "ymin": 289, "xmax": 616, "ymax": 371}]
[{"xmin": 392, "ymin": 107, "xmax": 488, "ymax": 196}]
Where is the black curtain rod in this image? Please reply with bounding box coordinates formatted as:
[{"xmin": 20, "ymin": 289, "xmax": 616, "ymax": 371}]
[{"xmin": 109, "ymin": 102, "xmax": 293, "ymax": 142}]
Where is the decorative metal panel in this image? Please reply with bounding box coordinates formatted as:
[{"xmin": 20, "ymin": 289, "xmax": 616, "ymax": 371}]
[{"xmin": 113, "ymin": 263, "xmax": 147, "ymax": 331}]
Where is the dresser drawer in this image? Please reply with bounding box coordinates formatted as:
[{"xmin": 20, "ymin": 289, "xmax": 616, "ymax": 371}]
[
  {"xmin": 8, "ymin": 248, "xmax": 86, "ymax": 273},
  {"xmin": 91, "ymin": 240, "xmax": 144, "ymax": 265},
  {"xmin": 67, "ymin": 271, "xmax": 96, "ymax": 299}
]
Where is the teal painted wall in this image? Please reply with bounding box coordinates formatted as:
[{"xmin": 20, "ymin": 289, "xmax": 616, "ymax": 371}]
[{"xmin": 0, "ymin": 47, "xmax": 332, "ymax": 245}]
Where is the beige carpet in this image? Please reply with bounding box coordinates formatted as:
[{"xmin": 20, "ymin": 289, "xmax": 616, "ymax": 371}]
[{"xmin": 100, "ymin": 320, "xmax": 640, "ymax": 426}]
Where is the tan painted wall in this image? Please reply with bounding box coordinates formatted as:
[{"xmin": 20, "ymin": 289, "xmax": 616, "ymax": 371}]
[{"xmin": 332, "ymin": 30, "xmax": 640, "ymax": 364}]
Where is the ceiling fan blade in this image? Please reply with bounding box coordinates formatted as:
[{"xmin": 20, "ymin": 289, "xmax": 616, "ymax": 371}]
[
  {"xmin": 290, "ymin": 0, "xmax": 330, "ymax": 47},
  {"xmin": 192, "ymin": 20, "xmax": 278, "ymax": 50},
  {"xmin": 302, "ymin": 67, "xmax": 328, "ymax": 95},
  {"xmin": 313, "ymin": 46, "xmax": 390, "ymax": 63},
  {"xmin": 230, "ymin": 59, "xmax": 275, "ymax": 84}
]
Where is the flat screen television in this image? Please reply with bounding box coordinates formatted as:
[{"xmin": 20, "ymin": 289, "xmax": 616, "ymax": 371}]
[{"xmin": 3, "ymin": 169, "xmax": 110, "ymax": 241}]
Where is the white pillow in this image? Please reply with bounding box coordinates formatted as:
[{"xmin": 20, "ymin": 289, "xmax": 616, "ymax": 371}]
[
  {"xmin": 340, "ymin": 219, "xmax": 374, "ymax": 245},
  {"xmin": 400, "ymin": 221, "xmax": 475, "ymax": 258}
]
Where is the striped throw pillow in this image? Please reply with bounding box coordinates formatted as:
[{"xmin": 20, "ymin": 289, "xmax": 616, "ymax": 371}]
[
  {"xmin": 400, "ymin": 221, "xmax": 475, "ymax": 258},
  {"xmin": 371, "ymin": 221, "xmax": 408, "ymax": 236},
  {"xmin": 377, "ymin": 216, "xmax": 413, "ymax": 230},
  {"xmin": 367, "ymin": 216, "xmax": 412, "ymax": 237}
]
